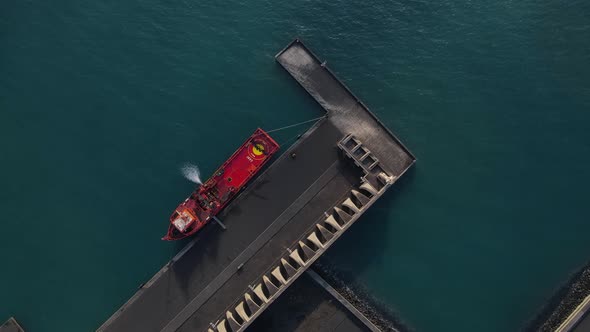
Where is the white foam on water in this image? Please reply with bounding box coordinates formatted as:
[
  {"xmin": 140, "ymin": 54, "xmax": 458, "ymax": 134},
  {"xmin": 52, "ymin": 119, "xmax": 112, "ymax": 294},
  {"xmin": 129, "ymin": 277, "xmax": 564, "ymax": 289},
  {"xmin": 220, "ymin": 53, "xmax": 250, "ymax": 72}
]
[{"xmin": 181, "ymin": 163, "xmax": 202, "ymax": 185}]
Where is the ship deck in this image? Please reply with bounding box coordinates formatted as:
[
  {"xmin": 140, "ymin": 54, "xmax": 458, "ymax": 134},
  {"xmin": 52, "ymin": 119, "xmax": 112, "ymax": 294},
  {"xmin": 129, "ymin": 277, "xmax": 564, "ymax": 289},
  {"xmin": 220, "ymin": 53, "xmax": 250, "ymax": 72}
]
[{"xmin": 98, "ymin": 39, "xmax": 415, "ymax": 332}]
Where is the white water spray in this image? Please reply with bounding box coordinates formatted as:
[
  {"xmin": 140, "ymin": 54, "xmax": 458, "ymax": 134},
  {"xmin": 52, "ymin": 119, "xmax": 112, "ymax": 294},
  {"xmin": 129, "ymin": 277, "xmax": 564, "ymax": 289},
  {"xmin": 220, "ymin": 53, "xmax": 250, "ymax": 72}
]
[{"xmin": 181, "ymin": 163, "xmax": 202, "ymax": 185}]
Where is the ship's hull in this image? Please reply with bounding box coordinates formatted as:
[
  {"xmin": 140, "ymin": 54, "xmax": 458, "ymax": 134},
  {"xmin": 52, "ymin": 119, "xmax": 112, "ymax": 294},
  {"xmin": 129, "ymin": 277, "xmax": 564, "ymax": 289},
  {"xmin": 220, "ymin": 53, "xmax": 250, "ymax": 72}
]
[{"xmin": 163, "ymin": 128, "xmax": 279, "ymax": 240}]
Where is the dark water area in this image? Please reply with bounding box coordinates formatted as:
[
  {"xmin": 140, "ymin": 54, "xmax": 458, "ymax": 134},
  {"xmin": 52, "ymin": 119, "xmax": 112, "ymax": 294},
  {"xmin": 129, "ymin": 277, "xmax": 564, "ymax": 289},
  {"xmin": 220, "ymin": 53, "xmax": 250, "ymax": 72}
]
[{"xmin": 1, "ymin": 1, "xmax": 589, "ymax": 331}]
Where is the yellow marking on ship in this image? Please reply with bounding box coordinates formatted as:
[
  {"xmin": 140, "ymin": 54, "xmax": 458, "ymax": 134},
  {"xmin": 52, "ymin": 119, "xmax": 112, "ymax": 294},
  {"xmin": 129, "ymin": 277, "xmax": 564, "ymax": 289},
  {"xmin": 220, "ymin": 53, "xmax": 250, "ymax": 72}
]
[{"xmin": 252, "ymin": 143, "xmax": 265, "ymax": 156}]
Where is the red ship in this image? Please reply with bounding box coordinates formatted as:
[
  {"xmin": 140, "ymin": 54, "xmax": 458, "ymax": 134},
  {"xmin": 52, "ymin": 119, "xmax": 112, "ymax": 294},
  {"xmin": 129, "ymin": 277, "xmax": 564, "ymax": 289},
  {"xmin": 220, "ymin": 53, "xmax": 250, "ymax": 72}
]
[{"xmin": 163, "ymin": 128, "xmax": 280, "ymax": 241}]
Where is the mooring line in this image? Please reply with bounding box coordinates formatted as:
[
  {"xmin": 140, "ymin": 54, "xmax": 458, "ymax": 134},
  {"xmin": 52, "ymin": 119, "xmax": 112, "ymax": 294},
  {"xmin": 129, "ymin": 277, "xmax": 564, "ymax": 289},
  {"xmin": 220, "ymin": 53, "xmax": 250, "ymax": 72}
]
[{"xmin": 265, "ymin": 115, "xmax": 326, "ymax": 133}]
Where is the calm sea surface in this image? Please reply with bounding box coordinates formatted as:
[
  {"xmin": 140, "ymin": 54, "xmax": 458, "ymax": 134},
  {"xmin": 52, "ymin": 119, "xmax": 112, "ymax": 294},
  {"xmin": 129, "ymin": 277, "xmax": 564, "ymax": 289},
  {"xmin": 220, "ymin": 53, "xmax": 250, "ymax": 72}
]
[{"xmin": 1, "ymin": 1, "xmax": 589, "ymax": 331}]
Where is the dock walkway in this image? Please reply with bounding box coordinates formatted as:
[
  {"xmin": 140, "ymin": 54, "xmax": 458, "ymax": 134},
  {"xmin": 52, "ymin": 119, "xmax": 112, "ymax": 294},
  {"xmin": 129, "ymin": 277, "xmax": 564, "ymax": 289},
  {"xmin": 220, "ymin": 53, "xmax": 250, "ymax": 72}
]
[{"xmin": 98, "ymin": 39, "xmax": 414, "ymax": 332}]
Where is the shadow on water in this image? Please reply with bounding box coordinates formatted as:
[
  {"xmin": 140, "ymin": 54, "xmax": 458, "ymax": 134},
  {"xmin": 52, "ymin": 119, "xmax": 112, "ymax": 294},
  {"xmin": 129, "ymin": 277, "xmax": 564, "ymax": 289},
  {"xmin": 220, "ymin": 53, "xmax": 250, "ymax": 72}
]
[
  {"xmin": 312, "ymin": 258, "xmax": 414, "ymax": 332},
  {"xmin": 251, "ymin": 271, "xmax": 399, "ymax": 331},
  {"xmin": 325, "ymin": 165, "xmax": 416, "ymax": 275},
  {"xmin": 249, "ymin": 274, "xmax": 335, "ymax": 331},
  {"xmin": 315, "ymin": 166, "xmax": 418, "ymax": 330}
]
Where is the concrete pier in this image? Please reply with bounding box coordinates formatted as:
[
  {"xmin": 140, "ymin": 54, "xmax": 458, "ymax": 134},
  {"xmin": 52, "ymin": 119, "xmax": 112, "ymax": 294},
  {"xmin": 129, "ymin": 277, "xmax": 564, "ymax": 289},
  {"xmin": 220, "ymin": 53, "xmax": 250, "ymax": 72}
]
[
  {"xmin": 98, "ymin": 39, "xmax": 414, "ymax": 332},
  {"xmin": 0, "ymin": 318, "xmax": 24, "ymax": 332}
]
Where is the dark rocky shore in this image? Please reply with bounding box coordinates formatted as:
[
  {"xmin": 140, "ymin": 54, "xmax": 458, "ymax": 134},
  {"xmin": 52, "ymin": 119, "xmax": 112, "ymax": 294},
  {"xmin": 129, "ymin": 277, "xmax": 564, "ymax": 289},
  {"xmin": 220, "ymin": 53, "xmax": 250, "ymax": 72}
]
[{"xmin": 525, "ymin": 261, "xmax": 590, "ymax": 331}]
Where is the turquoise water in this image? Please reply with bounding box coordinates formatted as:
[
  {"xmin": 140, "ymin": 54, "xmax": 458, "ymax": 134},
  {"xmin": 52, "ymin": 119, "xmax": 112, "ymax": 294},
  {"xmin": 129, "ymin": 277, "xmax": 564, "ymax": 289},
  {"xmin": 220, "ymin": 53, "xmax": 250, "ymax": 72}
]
[{"xmin": 1, "ymin": 1, "xmax": 589, "ymax": 331}]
